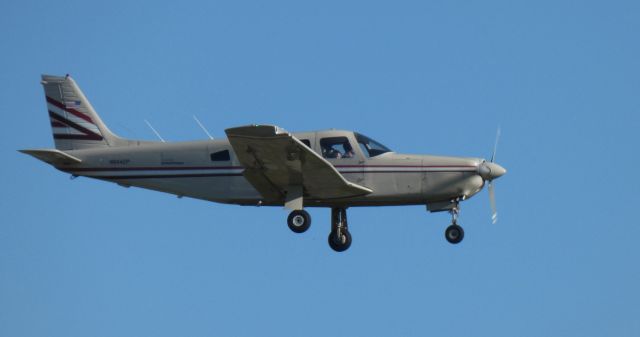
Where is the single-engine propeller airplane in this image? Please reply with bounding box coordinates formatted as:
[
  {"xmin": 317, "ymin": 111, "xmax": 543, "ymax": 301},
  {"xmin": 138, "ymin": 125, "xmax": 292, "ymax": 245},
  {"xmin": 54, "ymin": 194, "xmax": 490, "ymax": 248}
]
[{"xmin": 21, "ymin": 75, "xmax": 506, "ymax": 252}]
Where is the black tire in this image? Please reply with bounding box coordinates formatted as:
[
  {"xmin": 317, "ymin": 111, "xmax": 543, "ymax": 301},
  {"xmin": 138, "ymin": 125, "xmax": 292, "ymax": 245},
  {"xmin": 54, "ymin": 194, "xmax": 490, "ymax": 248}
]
[
  {"xmin": 328, "ymin": 230, "xmax": 352, "ymax": 252},
  {"xmin": 445, "ymin": 224, "xmax": 464, "ymax": 244},
  {"xmin": 287, "ymin": 210, "xmax": 311, "ymax": 233}
]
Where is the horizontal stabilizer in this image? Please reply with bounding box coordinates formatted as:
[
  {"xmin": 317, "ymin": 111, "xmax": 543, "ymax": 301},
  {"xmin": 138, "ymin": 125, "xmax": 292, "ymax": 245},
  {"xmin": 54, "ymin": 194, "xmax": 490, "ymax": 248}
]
[{"xmin": 19, "ymin": 149, "xmax": 82, "ymax": 166}]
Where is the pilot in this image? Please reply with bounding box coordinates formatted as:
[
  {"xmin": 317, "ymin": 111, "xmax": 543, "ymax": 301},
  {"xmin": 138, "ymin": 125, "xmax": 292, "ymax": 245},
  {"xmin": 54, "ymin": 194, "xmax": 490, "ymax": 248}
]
[
  {"xmin": 329, "ymin": 148, "xmax": 342, "ymax": 159},
  {"xmin": 323, "ymin": 144, "xmax": 341, "ymax": 159},
  {"xmin": 342, "ymin": 143, "xmax": 355, "ymax": 158}
]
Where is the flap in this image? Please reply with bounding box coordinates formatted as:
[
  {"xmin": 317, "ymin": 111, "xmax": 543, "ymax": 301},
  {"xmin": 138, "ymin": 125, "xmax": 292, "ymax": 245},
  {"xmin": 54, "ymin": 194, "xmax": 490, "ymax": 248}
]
[{"xmin": 225, "ymin": 125, "xmax": 372, "ymax": 201}]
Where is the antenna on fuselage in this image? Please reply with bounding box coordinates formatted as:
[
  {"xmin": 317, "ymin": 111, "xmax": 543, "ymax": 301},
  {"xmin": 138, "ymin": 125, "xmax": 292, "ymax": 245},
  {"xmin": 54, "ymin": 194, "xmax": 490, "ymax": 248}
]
[
  {"xmin": 144, "ymin": 119, "xmax": 166, "ymax": 142},
  {"xmin": 193, "ymin": 115, "xmax": 214, "ymax": 140}
]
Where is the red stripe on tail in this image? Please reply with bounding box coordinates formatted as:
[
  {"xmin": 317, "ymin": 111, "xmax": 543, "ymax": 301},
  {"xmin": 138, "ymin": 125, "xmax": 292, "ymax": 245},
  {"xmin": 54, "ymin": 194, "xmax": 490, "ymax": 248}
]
[
  {"xmin": 46, "ymin": 96, "xmax": 94, "ymax": 123},
  {"xmin": 51, "ymin": 120, "xmax": 66, "ymax": 127}
]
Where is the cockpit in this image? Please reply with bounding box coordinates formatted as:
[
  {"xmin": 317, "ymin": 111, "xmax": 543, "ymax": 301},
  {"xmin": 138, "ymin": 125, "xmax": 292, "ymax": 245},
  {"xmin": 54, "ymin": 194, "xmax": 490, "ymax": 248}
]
[
  {"xmin": 320, "ymin": 137, "xmax": 356, "ymax": 159},
  {"xmin": 354, "ymin": 132, "xmax": 392, "ymax": 158},
  {"xmin": 318, "ymin": 132, "xmax": 392, "ymax": 159}
]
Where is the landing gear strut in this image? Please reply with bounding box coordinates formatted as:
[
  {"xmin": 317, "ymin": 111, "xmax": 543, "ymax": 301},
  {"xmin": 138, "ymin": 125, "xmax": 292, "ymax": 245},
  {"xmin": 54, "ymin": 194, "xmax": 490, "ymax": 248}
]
[
  {"xmin": 328, "ymin": 207, "xmax": 352, "ymax": 252},
  {"xmin": 445, "ymin": 204, "xmax": 464, "ymax": 244}
]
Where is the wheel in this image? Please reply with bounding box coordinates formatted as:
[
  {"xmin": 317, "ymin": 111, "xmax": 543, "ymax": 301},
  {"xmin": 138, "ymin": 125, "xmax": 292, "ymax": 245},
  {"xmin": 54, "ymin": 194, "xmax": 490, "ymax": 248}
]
[
  {"xmin": 445, "ymin": 224, "xmax": 464, "ymax": 244},
  {"xmin": 328, "ymin": 230, "xmax": 352, "ymax": 252},
  {"xmin": 287, "ymin": 210, "xmax": 311, "ymax": 233}
]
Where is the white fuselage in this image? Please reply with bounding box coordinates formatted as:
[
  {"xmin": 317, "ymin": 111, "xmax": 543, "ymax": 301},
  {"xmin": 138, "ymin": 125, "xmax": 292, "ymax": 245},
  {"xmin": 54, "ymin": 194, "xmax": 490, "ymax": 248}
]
[{"xmin": 57, "ymin": 130, "xmax": 486, "ymax": 208}]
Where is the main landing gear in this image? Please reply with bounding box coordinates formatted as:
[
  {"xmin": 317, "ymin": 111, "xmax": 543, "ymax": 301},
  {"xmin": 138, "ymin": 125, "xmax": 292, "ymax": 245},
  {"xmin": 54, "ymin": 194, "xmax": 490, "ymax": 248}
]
[
  {"xmin": 445, "ymin": 204, "xmax": 464, "ymax": 244},
  {"xmin": 286, "ymin": 207, "xmax": 352, "ymax": 252},
  {"xmin": 328, "ymin": 207, "xmax": 351, "ymax": 252},
  {"xmin": 287, "ymin": 209, "xmax": 311, "ymax": 233}
]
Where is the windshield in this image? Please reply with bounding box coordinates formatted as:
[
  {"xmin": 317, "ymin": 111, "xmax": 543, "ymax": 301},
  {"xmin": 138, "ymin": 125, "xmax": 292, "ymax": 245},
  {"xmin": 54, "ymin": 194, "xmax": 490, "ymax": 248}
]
[{"xmin": 355, "ymin": 132, "xmax": 392, "ymax": 158}]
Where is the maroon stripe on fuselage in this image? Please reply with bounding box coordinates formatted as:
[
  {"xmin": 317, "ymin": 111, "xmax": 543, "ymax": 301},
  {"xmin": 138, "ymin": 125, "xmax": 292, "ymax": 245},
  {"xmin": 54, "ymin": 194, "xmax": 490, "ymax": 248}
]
[
  {"xmin": 334, "ymin": 164, "xmax": 477, "ymax": 168},
  {"xmin": 95, "ymin": 173, "xmax": 244, "ymax": 179},
  {"xmin": 80, "ymin": 170, "xmax": 470, "ymax": 180},
  {"xmin": 46, "ymin": 96, "xmax": 94, "ymax": 123},
  {"xmin": 341, "ymin": 170, "xmax": 469, "ymax": 173},
  {"xmin": 67, "ymin": 166, "xmax": 244, "ymax": 172},
  {"xmin": 65, "ymin": 165, "xmax": 473, "ymax": 173}
]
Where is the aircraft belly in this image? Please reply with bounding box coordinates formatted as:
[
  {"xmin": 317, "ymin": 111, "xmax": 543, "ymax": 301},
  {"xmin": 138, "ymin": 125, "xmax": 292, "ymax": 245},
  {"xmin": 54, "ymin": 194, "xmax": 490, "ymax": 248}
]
[
  {"xmin": 105, "ymin": 175, "xmax": 262, "ymax": 204},
  {"xmin": 357, "ymin": 171, "xmax": 424, "ymax": 203}
]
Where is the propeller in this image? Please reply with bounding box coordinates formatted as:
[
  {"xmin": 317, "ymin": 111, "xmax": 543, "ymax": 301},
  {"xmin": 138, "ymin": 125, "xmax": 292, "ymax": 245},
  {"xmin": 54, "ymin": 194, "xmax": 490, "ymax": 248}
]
[
  {"xmin": 491, "ymin": 127, "xmax": 500, "ymax": 163},
  {"xmin": 489, "ymin": 181, "xmax": 497, "ymax": 223},
  {"xmin": 489, "ymin": 127, "xmax": 500, "ymax": 224},
  {"xmin": 478, "ymin": 127, "xmax": 505, "ymax": 224}
]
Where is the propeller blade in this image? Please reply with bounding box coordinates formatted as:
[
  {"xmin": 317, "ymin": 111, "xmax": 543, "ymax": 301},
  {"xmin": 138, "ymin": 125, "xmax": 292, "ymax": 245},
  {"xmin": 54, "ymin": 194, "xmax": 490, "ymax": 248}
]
[
  {"xmin": 487, "ymin": 126, "xmax": 502, "ymax": 224},
  {"xmin": 491, "ymin": 127, "xmax": 501, "ymax": 163},
  {"xmin": 489, "ymin": 181, "xmax": 498, "ymax": 224}
]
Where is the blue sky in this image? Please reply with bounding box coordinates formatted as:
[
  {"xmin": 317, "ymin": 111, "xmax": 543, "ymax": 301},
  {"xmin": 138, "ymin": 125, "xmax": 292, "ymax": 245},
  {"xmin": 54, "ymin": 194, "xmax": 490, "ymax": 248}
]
[{"xmin": 1, "ymin": 1, "xmax": 639, "ymax": 336}]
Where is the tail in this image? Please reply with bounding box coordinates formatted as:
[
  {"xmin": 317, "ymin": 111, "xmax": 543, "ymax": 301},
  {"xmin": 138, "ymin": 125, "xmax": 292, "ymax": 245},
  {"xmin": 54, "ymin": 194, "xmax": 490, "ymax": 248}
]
[{"xmin": 41, "ymin": 74, "xmax": 123, "ymax": 150}]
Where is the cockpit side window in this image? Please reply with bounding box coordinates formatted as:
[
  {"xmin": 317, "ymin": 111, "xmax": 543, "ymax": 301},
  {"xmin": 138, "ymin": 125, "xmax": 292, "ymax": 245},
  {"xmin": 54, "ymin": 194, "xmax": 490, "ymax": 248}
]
[
  {"xmin": 300, "ymin": 139, "xmax": 311, "ymax": 148},
  {"xmin": 320, "ymin": 137, "xmax": 356, "ymax": 159},
  {"xmin": 355, "ymin": 133, "xmax": 392, "ymax": 158}
]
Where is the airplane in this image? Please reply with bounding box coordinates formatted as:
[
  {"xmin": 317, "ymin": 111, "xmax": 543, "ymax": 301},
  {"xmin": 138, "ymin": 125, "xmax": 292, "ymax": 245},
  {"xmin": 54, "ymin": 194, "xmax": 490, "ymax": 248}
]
[{"xmin": 21, "ymin": 74, "xmax": 506, "ymax": 252}]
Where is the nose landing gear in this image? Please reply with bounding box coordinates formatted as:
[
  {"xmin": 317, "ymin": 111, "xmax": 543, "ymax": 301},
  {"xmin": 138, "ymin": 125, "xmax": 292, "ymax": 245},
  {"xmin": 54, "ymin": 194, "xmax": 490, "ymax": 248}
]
[
  {"xmin": 444, "ymin": 204, "xmax": 465, "ymax": 244},
  {"xmin": 445, "ymin": 224, "xmax": 464, "ymax": 244}
]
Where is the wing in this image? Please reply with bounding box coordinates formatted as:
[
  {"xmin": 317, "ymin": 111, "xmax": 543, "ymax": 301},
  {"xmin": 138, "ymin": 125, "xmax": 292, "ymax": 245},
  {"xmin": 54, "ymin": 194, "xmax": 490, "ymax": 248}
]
[{"xmin": 225, "ymin": 125, "xmax": 372, "ymax": 203}]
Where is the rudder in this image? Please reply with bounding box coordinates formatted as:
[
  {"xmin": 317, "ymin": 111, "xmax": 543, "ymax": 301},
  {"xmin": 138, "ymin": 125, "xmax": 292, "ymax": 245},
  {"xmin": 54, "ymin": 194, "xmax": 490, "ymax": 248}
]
[{"xmin": 41, "ymin": 74, "xmax": 121, "ymax": 150}]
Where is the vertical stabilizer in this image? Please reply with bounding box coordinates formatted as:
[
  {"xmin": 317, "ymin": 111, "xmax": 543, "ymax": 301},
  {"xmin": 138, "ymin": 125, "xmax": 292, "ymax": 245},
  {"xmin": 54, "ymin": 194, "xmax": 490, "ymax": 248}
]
[{"xmin": 41, "ymin": 74, "xmax": 121, "ymax": 150}]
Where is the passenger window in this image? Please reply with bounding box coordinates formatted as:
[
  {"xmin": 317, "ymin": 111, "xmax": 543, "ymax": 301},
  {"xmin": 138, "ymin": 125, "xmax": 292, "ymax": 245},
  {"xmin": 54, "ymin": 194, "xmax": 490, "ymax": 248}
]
[
  {"xmin": 320, "ymin": 137, "xmax": 356, "ymax": 159},
  {"xmin": 210, "ymin": 150, "xmax": 230, "ymax": 161},
  {"xmin": 300, "ymin": 139, "xmax": 311, "ymax": 147}
]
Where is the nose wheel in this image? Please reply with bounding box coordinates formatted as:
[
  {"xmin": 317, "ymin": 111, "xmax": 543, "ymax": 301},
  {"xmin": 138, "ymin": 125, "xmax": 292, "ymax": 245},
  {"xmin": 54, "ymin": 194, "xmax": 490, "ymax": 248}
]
[
  {"xmin": 328, "ymin": 207, "xmax": 351, "ymax": 252},
  {"xmin": 445, "ymin": 204, "xmax": 465, "ymax": 244},
  {"xmin": 445, "ymin": 224, "xmax": 464, "ymax": 244}
]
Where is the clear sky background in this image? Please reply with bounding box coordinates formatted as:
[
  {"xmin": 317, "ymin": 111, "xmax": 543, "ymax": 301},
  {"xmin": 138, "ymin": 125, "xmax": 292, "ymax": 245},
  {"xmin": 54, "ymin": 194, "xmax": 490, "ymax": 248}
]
[{"xmin": 1, "ymin": 1, "xmax": 639, "ymax": 336}]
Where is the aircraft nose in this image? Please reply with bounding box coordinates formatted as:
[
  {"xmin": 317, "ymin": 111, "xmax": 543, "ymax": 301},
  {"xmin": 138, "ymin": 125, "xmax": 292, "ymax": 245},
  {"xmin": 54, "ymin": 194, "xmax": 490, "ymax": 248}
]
[
  {"xmin": 478, "ymin": 161, "xmax": 507, "ymax": 180},
  {"xmin": 489, "ymin": 162, "xmax": 506, "ymax": 179}
]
